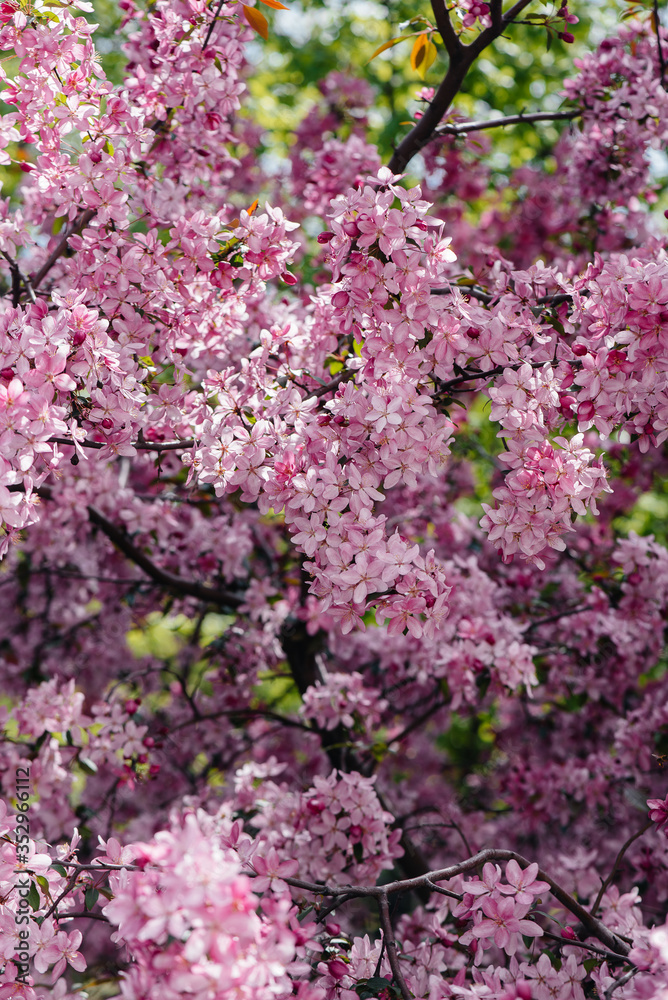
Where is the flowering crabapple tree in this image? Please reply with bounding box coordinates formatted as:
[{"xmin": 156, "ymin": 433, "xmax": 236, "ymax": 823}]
[{"xmin": 2, "ymin": 0, "xmax": 668, "ymax": 995}]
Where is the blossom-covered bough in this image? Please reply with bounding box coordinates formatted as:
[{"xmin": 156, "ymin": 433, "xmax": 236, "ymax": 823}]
[{"xmin": 1, "ymin": 0, "xmax": 668, "ymax": 996}]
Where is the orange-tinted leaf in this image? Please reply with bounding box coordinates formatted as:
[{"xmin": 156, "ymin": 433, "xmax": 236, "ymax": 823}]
[
  {"xmin": 257, "ymin": 0, "xmax": 288, "ymax": 8},
  {"xmin": 247, "ymin": 198, "xmax": 259, "ymax": 215},
  {"xmin": 367, "ymin": 34, "xmax": 411, "ymax": 63},
  {"xmin": 242, "ymin": 4, "xmax": 268, "ymax": 38},
  {"xmin": 420, "ymin": 38, "xmax": 438, "ymax": 78},
  {"xmin": 410, "ymin": 33, "xmax": 427, "ymax": 71}
]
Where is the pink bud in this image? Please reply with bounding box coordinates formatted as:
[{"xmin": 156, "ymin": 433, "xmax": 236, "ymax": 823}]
[
  {"xmin": 327, "ymin": 958, "xmax": 348, "ymax": 980},
  {"xmin": 101, "ymin": 417, "xmax": 114, "ymax": 429},
  {"xmin": 0, "ymin": 368, "xmax": 14, "ymax": 381},
  {"xmin": 71, "ymin": 329, "xmax": 86, "ymax": 347},
  {"xmin": 577, "ymin": 400, "xmax": 595, "ymax": 421},
  {"xmin": 571, "ymin": 343, "xmax": 588, "ymax": 357},
  {"xmin": 559, "ymin": 393, "xmax": 576, "ymax": 415},
  {"xmin": 317, "ymin": 231, "xmax": 334, "ymax": 244},
  {"xmin": 281, "ymin": 271, "xmax": 297, "ymax": 285},
  {"xmin": 561, "ymin": 926, "xmax": 578, "ymax": 940}
]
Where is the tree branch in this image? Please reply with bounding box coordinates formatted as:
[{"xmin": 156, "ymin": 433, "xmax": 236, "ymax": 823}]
[
  {"xmin": 284, "ymin": 848, "xmax": 631, "ymax": 956},
  {"xmin": 1, "ymin": 250, "xmax": 36, "ymax": 306},
  {"xmin": 430, "ymin": 0, "xmax": 462, "ymax": 59},
  {"xmin": 51, "ymin": 435, "xmax": 195, "ymax": 453},
  {"xmin": 30, "ymin": 208, "xmax": 96, "ymax": 290},
  {"xmin": 435, "ymin": 109, "xmax": 579, "ymax": 137},
  {"xmin": 388, "ymin": 0, "xmax": 548, "ymax": 172},
  {"xmin": 378, "ymin": 893, "xmax": 411, "ymax": 1000},
  {"xmin": 86, "ymin": 505, "xmax": 243, "ymax": 608},
  {"xmin": 590, "ymin": 820, "xmax": 653, "ymax": 917}
]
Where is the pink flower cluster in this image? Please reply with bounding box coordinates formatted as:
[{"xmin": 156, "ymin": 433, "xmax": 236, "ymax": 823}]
[
  {"xmin": 245, "ymin": 769, "xmax": 403, "ymax": 884},
  {"xmin": 456, "ymin": 861, "xmax": 547, "ymax": 958},
  {"xmin": 301, "ymin": 671, "xmax": 388, "ymax": 733},
  {"xmin": 102, "ymin": 811, "xmax": 314, "ymax": 1000}
]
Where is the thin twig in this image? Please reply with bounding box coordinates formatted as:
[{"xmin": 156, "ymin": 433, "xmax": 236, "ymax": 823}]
[
  {"xmin": 522, "ymin": 605, "xmax": 584, "ymax": 635},
  {"xmin": 203, "ymin": 0, "xmax": 226, "ymax": 50},
  {"xmin": 43, "ymin": 872, "xmax": 80, "ymax": 920},
  {"xmin": 31, "ymin": 208, "xmax": 96, "ymax": 290},
  {"xmin": 654, "ymin": 0, "xmax": 667, "ymax": 90},
  {"xmin": 605, "ymin": 968, "xmax": 638, "ymax": 999},
  {"xmin": 306, "ymin": 369, "xmax": 355, "ymax": 399},
  {"xmin": 590, "ymin": 820, "xmax": 653, "ymax": 917},
  {"xmin": 424, "ymin": 877, "xmax": 463, "ymax": 901},
  {"xmin": 542, "ymin": 931, "xmax": 631, "ymax": 964}
]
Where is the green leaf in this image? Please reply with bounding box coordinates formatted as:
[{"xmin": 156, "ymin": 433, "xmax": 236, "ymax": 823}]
[
  {"xmin": 35, "ymin": 875, "xmax": 51, "ymax": 898},
  {"xmin": 85, "ymin": 887, "xmax": 100, "ymax": 910},
  {"xmin": 78, "ymin": 756, "xmax": 98, "ymax": 774},
  {"xmin": 27, "ymin": 882, "xmax": 41, "ymax": 911}
]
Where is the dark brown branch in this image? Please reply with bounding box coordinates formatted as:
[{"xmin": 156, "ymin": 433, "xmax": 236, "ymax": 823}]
[
  {"xmin": 203, "ymin": 0, "xmax": 226, "ymax": 50},
  {"xmin": 86, "ymin": 505, "xmax": 243, "ymax": 608},
  {"xmin": 542, "ymin": 931, "xmax": 631, "ymax": 964},
  {"xmin": 170, "ymin": 707, "xmax": 312, "ymax": 733},
  {"xmin": 490, "ymin": 0, "xmax": 503, "ymax": 32},
  {"xmin": 522, "ymin": 605, "xmax": 585, "ymax": 635},
  {"xmin": 430, "ymin": 0, "xmax": 462, "ymax": 59},
  {"xmin": 306, "ymin": 369, "xmax": 355, "ymax": 399},
  {"xmin": 31, "ymin": 208, "xmax": 96, "ymax": 290},
  {"xmin": 432, "ymin": 284, "xmax": 573, "ymax": 307},
  {"xmin": 378, "ymin": 893, "xmax": 411, "ymax": 1000},
  {"xmin": 435, "ymin": 109, "xmax": 579, "ymax": 137},
  {"xmin": 1, "ymin": 250, "xmax": 36, "ymax": 306},
  {"xmin": 51, "ymin": 435, "xmax": 195, "ymax": 453}
]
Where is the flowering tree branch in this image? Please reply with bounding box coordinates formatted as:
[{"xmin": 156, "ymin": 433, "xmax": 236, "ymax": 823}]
[
  {"xmin": 282, "ymin": 848, "xmax": 632, "ymax": 956},
  {"xmin": 434, "ymin": 108, "xmax": 580, "ymax": 137},
  {"xmin": 86, "ymin": 505, "xmax": 244, "ymax": 608},
  {"xmin": 590, "ymin": 819, "xmax": 654, "ymax": 917},
  {"xmin": 30, "ymin": 207, "xmax": 96, "ymax": 291},
  {"xmin": 389, "ymin": 0, "xmax": 537, "ymax": 172}
]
